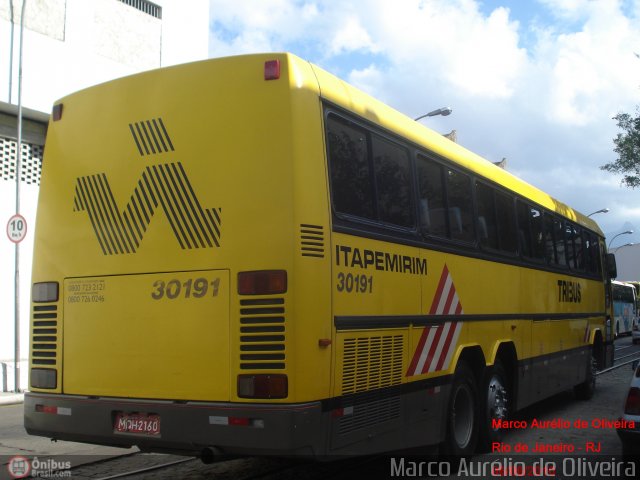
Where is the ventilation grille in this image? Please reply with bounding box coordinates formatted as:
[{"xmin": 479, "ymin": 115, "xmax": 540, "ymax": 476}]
[
  {"xmin": 118, "ymin": 0, "xmax": 162, "ymax": 19},
  {"xmin": 1, "ymin": 137, "xmax": 44, "ymax": 185},
  {"xmin": 338, "ymin": 393, "xmax": 401, "ymax": 435},
  {"xmin": 31, "ymin": 305, "xmax": 59, "ymax": 366},
  {"xmin": 129, "ymin": 118, "xmax": 174, "ymax": 156},
  {"xmin": 239, "ymin": 298, "xmax": 286, "ymax": 370},
  {"xmin": 300, "ymin": 224, "xmax": 325, "ymax": 258},
  {"xmin": 342, "ymin": 335, "xmax": 404, "ymax": 395}
]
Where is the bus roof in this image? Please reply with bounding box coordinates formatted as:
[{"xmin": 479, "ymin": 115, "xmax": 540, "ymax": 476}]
[{"xmin": 304, "ymin": 54, "xmax": 603, "ymax": 237}]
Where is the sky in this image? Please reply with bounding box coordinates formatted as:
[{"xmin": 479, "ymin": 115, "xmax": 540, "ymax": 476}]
[{"xmin": 208, "ymin": 0, "xmax": 640, "ymax": 245}]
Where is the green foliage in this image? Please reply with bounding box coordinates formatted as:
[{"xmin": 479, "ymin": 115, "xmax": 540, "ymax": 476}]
[{"xmin": 601, "ymin": 108, "xmax": 640, "ymax": 188}]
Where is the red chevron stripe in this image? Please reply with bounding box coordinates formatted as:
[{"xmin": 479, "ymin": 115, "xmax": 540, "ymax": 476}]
[
  {"xmin": 407, "ymin": 264, "xmax": 465, "ymax": 377},
  {"xmin": 422, "ymin": 324, "xmax": 445, "ymax": 374},
  {"xmin": 429, "ymin": 265, "xmax": 450, "ymax": 314},
  {"xmin": 435, "ymin": 321, "xmax": 458, "ymax": 371},
  {"xmin": 407, "ymin": 325, "xmax": 430, "ymax": 376}
]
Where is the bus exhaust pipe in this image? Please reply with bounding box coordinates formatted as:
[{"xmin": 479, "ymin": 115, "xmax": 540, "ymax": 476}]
[{"xmin": 200, "ymin": 446, "xmax": 223, "ymax": 464}]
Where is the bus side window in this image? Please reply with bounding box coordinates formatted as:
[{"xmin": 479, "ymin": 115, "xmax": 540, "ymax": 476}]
[
  {"xmin": 496, "ymin": 191, "xmax": 517, "ymax": 254},
  {"xmin": 326, "ymin": 115, "xmax": 375, "ymax": 220},
  {"xmin": 543, "ymin": 214, "xmax": 556, "ymax": 264},
  {"xmin": 582, "ymin": 230, "xmax": 598, "ymax": 273},
  {"xmin": 590, "ymin": 234, "xmax": 602, "ymax": 275},
  {"xmin": 475, "ymin": 181, "xmax": 498, "ymax": 250},
  {"xmin": 530, "ymin": 207, "xmax": 545, "ymax": 260},
  {"xmin": 574, "ymin": 225, "xmax": 584, "ymax": 270},
  {"xmin": 446, "ymin": 169, "xmax": 474, "ymax": 242},
  {"xmin": 554, "ymin": 218, "xmax": 567, "ymax": 266},
  {"xmin": 565, "ymin": 223, "xmax": 581, "ymax": 270},
  {"xmin": 372, "ymin": 135, "xmax": 415, "ymax": 228},
  {"xmin": 416, "ymin": 155, "xmax": 447, "ymax": 237},
  {"xmin": 517, "ymin": 201, "xmax": 532, "ymax": 257}
]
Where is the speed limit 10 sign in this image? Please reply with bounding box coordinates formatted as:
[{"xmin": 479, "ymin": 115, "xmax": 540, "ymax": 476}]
[{"xmin": 6, "ymin": 214, "xmax": 27, "ymax": 243}]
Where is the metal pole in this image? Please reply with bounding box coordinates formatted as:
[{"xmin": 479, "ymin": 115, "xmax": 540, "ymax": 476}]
[
  {"xmin": 14, "ymin": 0, "xmax": 26, "ymax": 393},
  {"xmin": 8, "ymin": 0, "xmax": 15, "ymax": 102}
]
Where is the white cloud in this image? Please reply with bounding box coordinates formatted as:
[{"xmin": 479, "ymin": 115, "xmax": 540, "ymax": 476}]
[
  {"xmin": 349, "ymin": 1, "xmax": 526, "ymax": 99},
  {"xmin": 330, "ymin": 16, "xmax": 378, "ymax": 55},
  {"xmin": 537, "ymin": 0, "xmax": 594, "ymax": 21}
]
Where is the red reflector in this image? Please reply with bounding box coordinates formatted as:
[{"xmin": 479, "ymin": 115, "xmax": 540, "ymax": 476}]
[
  {"xmin": 52, "ymin": 103, "xmax": 63, "ymax": 121},
  {"xmin": 238, "ymin": 270, "xmax": 287, "ymax": 295},
  {"xmin": 36, "ymin": 404, "xmax": 57, "ymax": 414},
  {"xmin": 332, "ymin": 408, "xmax": 344, "ymax": 418},
  {"xmin": 229, "ymin": 416, "xmax": 250, "ymax": 426},
  {"xmin": 624, "ymin": 387, "xmax": 640, "ymax": 415},
  {"xmin": 264, "ymin": 60, "xmax": 281, "ymax": 80},
  {"xmin": 238, "ymin": 374, "xmax": 288, "ymax": 399}
]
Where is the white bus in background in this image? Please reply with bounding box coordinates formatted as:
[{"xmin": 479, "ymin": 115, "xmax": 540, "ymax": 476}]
[{"xmin": 612, "ymin": 280, "xmax": 637, "ymax": 337}]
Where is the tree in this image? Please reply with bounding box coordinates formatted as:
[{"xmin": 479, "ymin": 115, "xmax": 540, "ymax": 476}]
[{"xmin": 601, "ymin": 108, "xmax": 640, "ymax": 187}]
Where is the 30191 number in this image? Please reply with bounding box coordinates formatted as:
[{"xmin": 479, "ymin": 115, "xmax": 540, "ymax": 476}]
[
  {"xmin": 336, "ymin": 273, "xmax": 373, "ymax": 293},
  {"xmin": 151, "ymin": 278, "xmax": 221, "ymax": 300}
]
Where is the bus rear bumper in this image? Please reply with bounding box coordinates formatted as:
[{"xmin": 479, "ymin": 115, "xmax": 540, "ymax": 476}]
[{"xmin": 24, "ymin": 392, "xmax": 326, "ymax": 458}]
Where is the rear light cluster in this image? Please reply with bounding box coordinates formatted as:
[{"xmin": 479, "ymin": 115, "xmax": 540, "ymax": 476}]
[
  {"xmin": 31, "ymin": 368, "xmax": 57, "ymax": 389},
  {"xmin": 264, "ymin": 60, "xmax": 281, "ymax": 80},
  {"xmin": 238, "ymin": 374, "xmax": 287, "ymax": 399},
  {"xmin": 237, "ymin": 270, "xmax": 288, "ymax": 399},
  {"xmin": 35, "ymin": 404, "xmax": 71, "ymax": 416},
  {"xmin": 32, "ymin": 282, "xmax": 59, "ymax": 303},
  {"xmin": 52, "ymin": 103, "xmax": 63, "ymax": 121},
  {"xmin": 624, "ymin": 387, "xmax": 640, "ymax": 415},
  {"xmin": 237, "ymin": 270, "xmax": 287, "ymax": 295},
  {"xmin": 210, "ymin": 415, "xmax": 264, "ymax": 428}
]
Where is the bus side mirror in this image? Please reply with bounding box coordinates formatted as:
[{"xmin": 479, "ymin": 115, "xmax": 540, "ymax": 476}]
[{"xmin": 606, "ymin": 253, "xmax": 617, "ymax": 279}]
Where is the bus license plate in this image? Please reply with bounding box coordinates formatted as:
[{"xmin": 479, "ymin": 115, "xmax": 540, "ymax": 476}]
[{"xmin": 114, "ymin": 413, "xmax": 161, "ymax": 436}]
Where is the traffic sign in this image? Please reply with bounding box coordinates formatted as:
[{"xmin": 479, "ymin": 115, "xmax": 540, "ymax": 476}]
[{"xmin": 7, "ymin": 214, "xmax": 27, "ymax": 243}]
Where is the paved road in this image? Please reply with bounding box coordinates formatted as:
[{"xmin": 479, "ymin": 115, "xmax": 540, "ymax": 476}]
[{"xmin": 1, "ymin": 337, "xmax": 638, "ymax": 479}]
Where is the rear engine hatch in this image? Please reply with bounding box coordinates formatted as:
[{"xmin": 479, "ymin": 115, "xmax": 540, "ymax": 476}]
[{"xmin": 63, "ymin": 269, "xmax": 229, "ymax": 401}]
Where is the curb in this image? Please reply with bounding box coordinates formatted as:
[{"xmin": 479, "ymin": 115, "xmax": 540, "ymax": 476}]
[{"xmin": 0, "ymin": 394, "xmax": 25, "ymax": 406}]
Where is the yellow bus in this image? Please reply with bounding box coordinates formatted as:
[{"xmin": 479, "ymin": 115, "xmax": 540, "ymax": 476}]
[{"xmin": 26, "ymin": 53, "xmax": 616, "ymax": 459}]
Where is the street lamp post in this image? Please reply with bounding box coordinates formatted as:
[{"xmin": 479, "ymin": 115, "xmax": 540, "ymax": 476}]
[
  {"xmin": 414, "ymin": 107, "xmax": 452, "ymax": 122},
  {"xmin": 611, "ymin": 243, "xmax": 634, "ymax": 252},
  {"xmin": 608, "ymin": 230, "xmax": 633, "ymax": 249},
  {"xmin": 588, "ymin": 208, "xmax": 609, "ymax": 217}
]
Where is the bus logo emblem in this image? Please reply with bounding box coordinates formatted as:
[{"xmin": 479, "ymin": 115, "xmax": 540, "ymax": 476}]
[{"xmin": 73, "ymin": 162, "xmax": 221, "ymax": 255}]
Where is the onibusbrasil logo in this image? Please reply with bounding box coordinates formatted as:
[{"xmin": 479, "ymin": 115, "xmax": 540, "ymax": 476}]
[
  {"xmin": 7, "ymin": 455, "xmax": 72, "ymax": 478},
  {"xmin": 7, "ymin": 456, "xmax": 30, "ymax": 479}
]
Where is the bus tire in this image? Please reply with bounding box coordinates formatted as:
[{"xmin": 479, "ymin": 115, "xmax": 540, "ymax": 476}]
[
  {"xmin": 479, "ymin": 360, "xmax": 508, "ymax": 451},
  {"xmin": 442, "ymin": 361, "xmax": 479, "ymax": 456},
  {"xmin": 574, "ymin": 351, "xmax": 596, "ymax": 400}
]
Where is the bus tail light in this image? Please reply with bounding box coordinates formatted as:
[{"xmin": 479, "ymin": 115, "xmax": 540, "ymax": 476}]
[
  {"xmin": 52, "ymin": 103, "xmax": 63, "ymax": 121},
  {"xmin": 237, "ymin": 374, "xmax": 288, "ymax": 399},
  {"xmin": 31, "ymin": 368, "xmax": 57, "ymax": 389},
  {"xmin": 35, "ymin": 403, "xmax": 70, "ymax": 415},
  {"xmin": 624, "ymin": 387, "xmax": 640, "ymax": 415},
  {"xmin": 32, "ymin": 282, "xmax": 59, "ymax": 303},
  {"xmin": 237, "ymin": 270, "xmax": 287, "ymax": 295},
  {"xmin": 264, "ymin": 60, "xmax": 280, "ymax": 80}
]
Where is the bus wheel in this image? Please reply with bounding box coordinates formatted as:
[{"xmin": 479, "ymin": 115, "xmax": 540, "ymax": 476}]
[
  {"xmin": 442, "ymin": 361, "xmax": 479, "ymax": 456},
  {"xmin": 479, "ymin": 360, "xmax": 508, "ymax": 450},
  {"xmin": 574, "ymin": 352, "xmax": 596, "ymax": 400}
]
